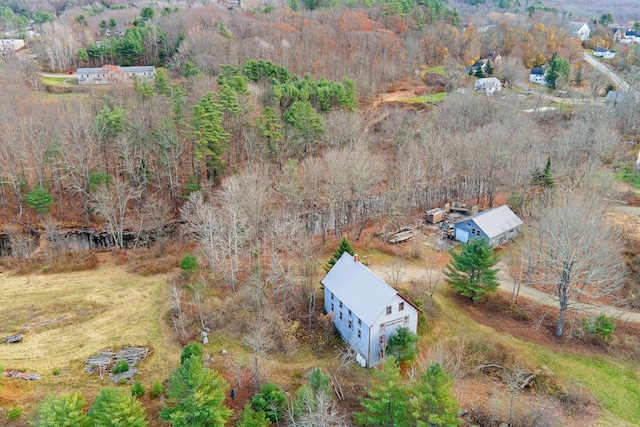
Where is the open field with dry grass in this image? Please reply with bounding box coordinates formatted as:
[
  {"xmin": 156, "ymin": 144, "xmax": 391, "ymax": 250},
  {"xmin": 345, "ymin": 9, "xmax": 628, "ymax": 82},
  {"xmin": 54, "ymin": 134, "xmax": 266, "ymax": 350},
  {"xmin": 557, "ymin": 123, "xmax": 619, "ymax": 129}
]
[{"xmin": 0, "ymin": 253, "xmax": 181, "ymax": 415}]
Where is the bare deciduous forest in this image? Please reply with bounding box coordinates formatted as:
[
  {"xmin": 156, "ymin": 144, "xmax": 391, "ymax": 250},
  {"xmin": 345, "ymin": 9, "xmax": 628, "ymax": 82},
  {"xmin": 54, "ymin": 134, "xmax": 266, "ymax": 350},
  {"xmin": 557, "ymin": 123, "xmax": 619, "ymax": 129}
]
[{"xmin": 1, "ymin": 0, "xmax": 640, "ymax": 426}]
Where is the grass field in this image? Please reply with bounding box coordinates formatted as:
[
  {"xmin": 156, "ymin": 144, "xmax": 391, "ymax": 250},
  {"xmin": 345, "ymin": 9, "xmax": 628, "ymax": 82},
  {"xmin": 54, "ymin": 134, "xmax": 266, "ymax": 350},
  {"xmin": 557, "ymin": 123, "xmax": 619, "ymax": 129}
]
[
  {"xmin": 0, "ymin": 257, "xmax": 181, "ymax": 404},
  {"xmin": 406, "ymin": 92, "xmax": 446, "ymax": 103},
  {"xmin": 41, "ymin": 76, "xmax": 78, "ymax": 86}
]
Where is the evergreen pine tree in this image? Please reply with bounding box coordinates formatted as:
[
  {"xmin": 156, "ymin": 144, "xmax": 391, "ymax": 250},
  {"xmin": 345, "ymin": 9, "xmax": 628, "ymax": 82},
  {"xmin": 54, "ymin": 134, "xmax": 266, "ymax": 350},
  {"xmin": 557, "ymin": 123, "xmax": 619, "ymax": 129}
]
[
  {"xmin": 325, "ymin": 237, "xmax": 355, "ymax": 272},
  {"xmin": 484, "ymin": 60, "xmax": 494, "ymax": 75},
  {"xmin": 32, "ymin": 392, "xmax": 90, "ymax": 427},
  {"xmin": 160, "ymin": 356, "xmax": 232, "ymax": 427},
  {"xmin": 191, "ymin": 92, "xmax": 229, "ymax": 181},
  {"xmin": 444, "ymin": 238, "xmax": 499, "ymax": 302},
  {"xmin": 409, "ymin": 363, "xmax": 460, "ymax": 427},
  {"xmin": 87, "ymin": 388, "xmax": 148, "ymax": 427},
  {"xmin": 354, "ymin": 358, "xmax": 411, "ymax": 427}
]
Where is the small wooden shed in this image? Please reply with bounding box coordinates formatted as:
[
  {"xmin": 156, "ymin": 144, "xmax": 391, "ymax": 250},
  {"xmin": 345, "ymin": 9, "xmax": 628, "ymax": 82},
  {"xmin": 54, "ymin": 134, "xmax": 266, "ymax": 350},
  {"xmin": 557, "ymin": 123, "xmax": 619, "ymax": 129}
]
[{"xmin": 425, "ymin": 208, "xmax": 445, "ymax": 224}]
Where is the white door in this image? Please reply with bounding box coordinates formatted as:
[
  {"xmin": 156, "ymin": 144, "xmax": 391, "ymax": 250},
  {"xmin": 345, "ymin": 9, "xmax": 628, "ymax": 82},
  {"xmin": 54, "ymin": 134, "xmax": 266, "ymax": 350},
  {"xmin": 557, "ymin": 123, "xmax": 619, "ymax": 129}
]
[{"xmin": 455, "ymin": 228, "xmax": 469, "ymax": 243}]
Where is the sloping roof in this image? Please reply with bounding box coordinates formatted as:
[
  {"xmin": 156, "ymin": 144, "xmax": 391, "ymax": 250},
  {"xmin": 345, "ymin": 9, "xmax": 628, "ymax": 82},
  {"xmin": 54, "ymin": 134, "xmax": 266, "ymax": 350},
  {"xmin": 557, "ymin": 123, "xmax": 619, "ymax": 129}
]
[
  {"xmin": 456, "ymin": 205, "xmax": 523, "ymax": 239},
  {"xmin": 569, "ymin": 21, "xmax": 589, "ymax": 30},
  {"xmin": 530, "ymin": 68, "xmax": 544, "ymax": 75},
  {"xmin": 321, "ymin": 252, "xmax": 405, "ymax": 327},
  {"xmin": 594, "ymin": 47, "xmax": 606, "ymax": 53},
  {"xmin": 475, "ymin": 77, "xmax": 501, "ymax": 86},
  {"xmin": 77, "ymin": 66, "xmax": 154, "ymax": 74},
  {"xmin": 605, "ymin": 91, "xmax": 626, "ymax": 104}
]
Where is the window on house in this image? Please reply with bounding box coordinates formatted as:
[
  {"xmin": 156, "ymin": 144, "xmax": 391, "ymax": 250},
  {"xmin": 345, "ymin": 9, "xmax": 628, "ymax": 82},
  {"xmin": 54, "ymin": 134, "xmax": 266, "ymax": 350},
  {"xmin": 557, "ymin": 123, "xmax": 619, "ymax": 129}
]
[
  {"xmin": 348, "ymin": 310, "xmax": 352, "ymax": 318},
  {"xmin": 379, "ymin": 349, "xmax": 384, "ymax": 358},
  {"xmin": 331, "ymin": 293, "xmax": 334, "ymax": 300},
  {"xmin": 404, "ymin": 315, "xmax": 410, "ymax": 325},
  {"xmin": 339, "ymin": 301, "xmax": 343, "ymax": 309},
  {"xmin": 467, "ymin": 222, "xmax": 471, "ymax": 226},
  {"xmin": 330, "ymin": 303, "xmax": 334, "ymax": 312},
  {"xmin": 399, "ymin": 302, "xmax": 405, "ymax": 311},
  {"xmin": 358, "ymin": 319, "xmax": 361, "ymax": 326},
  {"xmin": 379, "ymin": 324, "xmax": 385, "ymax": 333},
  {"xmin": 339, "ymin": 312, "xmax": 343, "ymax": 320},
  {"xmin": 379, "ymin": 335, "xmax": 385, "ymax": 344},
  {"xmin": 357, "ymin": 329, "xmax": 361, "ymax": 338},
  {"xmin": 471, "ymin": 228, "xmax": 476, "ymax": 234},
  {"xmin": 386, "ymin": 306, "xmax": 392, "ymax": 315},
  {"xmin": 348, "ymin": 320, "xmax": 352, "ymax": 329}
]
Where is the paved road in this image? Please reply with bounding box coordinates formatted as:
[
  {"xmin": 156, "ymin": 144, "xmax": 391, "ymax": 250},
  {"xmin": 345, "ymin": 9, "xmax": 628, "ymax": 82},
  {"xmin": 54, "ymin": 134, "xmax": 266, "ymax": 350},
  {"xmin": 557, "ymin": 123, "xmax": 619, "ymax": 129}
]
[
  {"xmin": 583, "ymin": 52, "xmax": 636, "ymax": 96},
  {"xmin": 368, "ymin": 257, "xmax": 640, "ymax": 325}
]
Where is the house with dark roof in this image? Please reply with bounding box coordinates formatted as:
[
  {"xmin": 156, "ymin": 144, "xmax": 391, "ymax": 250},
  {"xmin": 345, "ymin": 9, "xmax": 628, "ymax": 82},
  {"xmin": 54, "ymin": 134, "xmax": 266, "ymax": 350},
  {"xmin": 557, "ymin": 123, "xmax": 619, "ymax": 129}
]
[
  {"xmin": 321, "ymin": 252, "xmax": 419, "ymax": 368},
  {"xmin": 594, "ymin": 48, "xmax": 616, "ymax": 59},
  {"xmin": 453, "ymin": 205, "xmax": 523, "ymax": 246},
  {"xmin": 529, "ymin": 68, "xmax": 546, "ymax": 84},
  {"xmin": 76, "ymin": 65, "xmax": 155, "ymax": 85}
]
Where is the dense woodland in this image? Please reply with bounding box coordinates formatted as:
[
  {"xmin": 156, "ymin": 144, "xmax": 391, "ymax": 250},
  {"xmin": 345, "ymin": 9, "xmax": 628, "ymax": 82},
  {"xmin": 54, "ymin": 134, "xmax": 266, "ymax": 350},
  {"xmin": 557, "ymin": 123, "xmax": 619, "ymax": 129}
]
[{"xmin": 2, "ymin": 0, "xmax": 640, "ymax": 426}]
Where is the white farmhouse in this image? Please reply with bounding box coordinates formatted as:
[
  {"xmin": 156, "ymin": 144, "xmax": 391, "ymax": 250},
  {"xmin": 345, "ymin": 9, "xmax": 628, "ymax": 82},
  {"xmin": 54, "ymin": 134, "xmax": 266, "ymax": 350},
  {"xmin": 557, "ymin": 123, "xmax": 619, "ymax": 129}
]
[
  {"xmin": 474, "ymin": 77, "xmax": 502, "ymax": 95},
  {"xmin": 529, "ymin": 68, "xmax": 546, "ymax": 84},
  {"xmin": 321, "ymin": 252, "xmax": 419, "ymax": 368},
  {"xmin": 569, "ymin": 21, "xmax": 591, "ymax": 41}
]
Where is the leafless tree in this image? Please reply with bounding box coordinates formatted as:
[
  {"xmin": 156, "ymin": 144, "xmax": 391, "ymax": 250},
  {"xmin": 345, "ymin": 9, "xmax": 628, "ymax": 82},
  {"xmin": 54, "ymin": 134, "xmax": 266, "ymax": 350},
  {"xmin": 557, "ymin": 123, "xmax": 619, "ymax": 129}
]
[
  {"xmin": 522, "ymin": 191, "xmax": 626, "ymax": 338},
  {"xmin": 386, "ymin": 263, "xmax": 404, "ymax": 290},
  {"xmin": 42, "ymin": 218, "xmax": 65, "ymax": 263},
  {"xmin": 169, "ymin": 282, "xmax": 188, "ymax": 340},
  {"xmin": 181, "ymin": 192, "xmax": 223, "ymax": 274},
  {"xmin": 493, "ymin": 57, "xmax": 522, "ymax": 89},
  {"xmin": 243, "ymin": 311, "xmax": 275, "ymax": 393},
  {"xmin": 583, "ymin": 66, "xmax": 607, "ymax": 98},
  {"xmin": 286, "ymin": 387, "xmax": 349, "ymax": 427},
  {"xmin": 92, "ymin": 179, "xmax": 142, "ymax": 248}
]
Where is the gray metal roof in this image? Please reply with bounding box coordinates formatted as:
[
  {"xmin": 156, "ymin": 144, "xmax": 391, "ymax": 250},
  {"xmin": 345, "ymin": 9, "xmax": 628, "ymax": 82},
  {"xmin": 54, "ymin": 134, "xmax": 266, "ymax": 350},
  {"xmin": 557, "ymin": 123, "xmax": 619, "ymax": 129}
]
[
  {"xmin": 77, "ymin": 66, "xmax": 155, "ymax": 74},
  {"xmin": 605, "ymin": 91, "xmax": 626, "ymax": 104},
  {"xmin": 321, "ymin": 252, "xmax": 399, "ymax": 327},
  {"xmin": 457, "ymin": 205, "xmax": 523, "ymax": 239}
]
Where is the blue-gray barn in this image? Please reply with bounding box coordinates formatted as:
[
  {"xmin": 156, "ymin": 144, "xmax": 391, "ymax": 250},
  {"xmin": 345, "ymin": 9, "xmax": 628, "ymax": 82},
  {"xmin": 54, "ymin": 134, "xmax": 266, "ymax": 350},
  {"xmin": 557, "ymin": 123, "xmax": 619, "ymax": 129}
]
[
  {"xmin": 453, "ymin": 205, "xmax": 522, "ymax": 246},
  {"xmin": 321, "ymin": 252, "xmax": 419, "ymax": 368}
]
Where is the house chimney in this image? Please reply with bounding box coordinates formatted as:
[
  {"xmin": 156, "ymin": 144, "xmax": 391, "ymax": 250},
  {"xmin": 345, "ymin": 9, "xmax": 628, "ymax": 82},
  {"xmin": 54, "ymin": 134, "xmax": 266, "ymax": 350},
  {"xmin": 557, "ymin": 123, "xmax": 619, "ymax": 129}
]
[{"xmin": 354, "ymin": 254, "xmax": 359, "ymax": 262}]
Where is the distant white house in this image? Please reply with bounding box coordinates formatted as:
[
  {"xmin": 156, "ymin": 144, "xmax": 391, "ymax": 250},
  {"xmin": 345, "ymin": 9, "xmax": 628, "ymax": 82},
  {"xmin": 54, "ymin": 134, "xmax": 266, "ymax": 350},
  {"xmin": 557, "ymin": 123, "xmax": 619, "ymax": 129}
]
[
  {"xmin": 321, "ymin": 252, "xmax": 419, "ymax": 368},
  {"xmin": 529, "ymin": 68, "xmax": 546, "ymax": 84},
  {"xmin": 453, "ymin": 205, "xmax": 523, "ymax": 246},
  {"xmin": 0, "ymin": 39, "xmax": 25, "ymax": 53},
  {"xmin": 594, "ymin": 47, "xmax": 616, "ymax": 59},
  {"xmin": 569, "ymin": 21, "xmax": 591, "ymax": 41},
  {"xmin": 624, "ymin": 29, "xmax": 640, "ymax": 43},
  {"xmin": 474, "ymin": 77, "xmax": 502, "ymax": 95},
  {"xmin": 76, "ymin": 66, "xmax": 155, "ymax": 85}
]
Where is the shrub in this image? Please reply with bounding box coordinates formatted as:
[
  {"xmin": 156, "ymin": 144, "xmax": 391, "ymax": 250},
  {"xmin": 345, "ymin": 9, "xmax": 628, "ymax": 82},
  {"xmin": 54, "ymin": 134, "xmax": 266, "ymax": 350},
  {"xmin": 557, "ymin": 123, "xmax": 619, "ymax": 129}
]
[
  {"xmin": 179, "ymin": 253, "xmax": 198, "ymax": 271},
  {"xmin": 45, "ymin": 251, "xmax": 99, "ymax": 274},
  {"xmin": 584, "ymin": 314, "xmax": 616, "ymax": 340},
  {"xmin": 150, "ymin": 381, "xmax": 164, "ymax": 398},
  {"xmin": 131, "ymin": 380, "xmax": 145, "ymax": 398},
  {"xmin": 252, "ymin": 382, "xmax": 286, "ymax": 422},
  {"xmin": 386, "ymin": 326, "xmax": 419, "ymax": 363},
  {"xmin": 8, "ymin": 407, "xmax": 21, "ymax": 420},
  {"xmin": 52, "ymin": 367, "xmax": 60, "ymax": 376},
  {"xmin": 112, "ymin": 359, "xmax": 130, "ymax": 374},
  {"xmin": 180, "ymin": 342, "xmax": 204, "ymax": 365}
]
